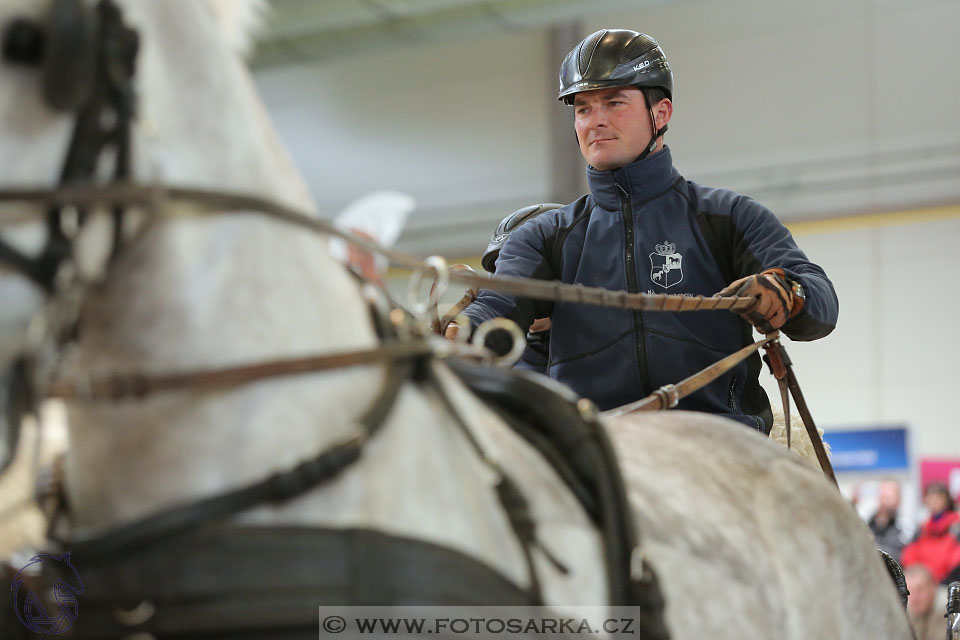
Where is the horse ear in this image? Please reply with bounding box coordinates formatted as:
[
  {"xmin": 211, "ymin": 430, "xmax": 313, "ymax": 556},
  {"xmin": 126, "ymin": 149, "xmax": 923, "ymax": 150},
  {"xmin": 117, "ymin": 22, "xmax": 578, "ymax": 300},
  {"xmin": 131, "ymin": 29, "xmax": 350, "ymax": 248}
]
[
  {"xmin": 206, "ymin": 0, "xmax": 268, "ymax": 59},
  {"xmin": 42, "ymin": 0, "xmax": 97, "ymax": 111}
]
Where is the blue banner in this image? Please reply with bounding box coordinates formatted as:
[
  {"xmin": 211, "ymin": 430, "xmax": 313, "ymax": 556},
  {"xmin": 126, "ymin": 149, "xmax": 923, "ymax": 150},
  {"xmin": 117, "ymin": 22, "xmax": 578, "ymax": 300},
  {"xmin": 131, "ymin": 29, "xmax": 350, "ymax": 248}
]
[{"xmin": 821, "ymin": 427, "xmax": 909, "ymax": 472}]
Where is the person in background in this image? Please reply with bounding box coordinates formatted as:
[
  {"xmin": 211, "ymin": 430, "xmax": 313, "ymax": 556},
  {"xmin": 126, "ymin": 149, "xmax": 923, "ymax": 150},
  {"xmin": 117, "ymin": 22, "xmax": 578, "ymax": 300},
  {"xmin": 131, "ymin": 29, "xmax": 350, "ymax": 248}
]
[
  {"xmin": 904, "ymin": 563, "xmax": 949, "ymax": 640},
  {"xmin": 329, "ymin": 191, "xmax": 415, "ymax": 286},
  {"xmin": 868, "ymin": 479, "xmax": 906, "ymax": 562},
  {"xmin": 902, "ymin": 483, "xmax": 960, "ymax": 584}
]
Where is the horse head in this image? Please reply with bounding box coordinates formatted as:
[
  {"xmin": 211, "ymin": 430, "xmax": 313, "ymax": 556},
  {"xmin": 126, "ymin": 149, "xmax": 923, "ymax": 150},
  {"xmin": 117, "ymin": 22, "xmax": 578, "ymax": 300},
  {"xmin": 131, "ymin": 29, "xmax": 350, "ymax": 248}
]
[
  {"xmin": 0, "ymin": 0, "xmax": 382, "ymax": 525},
  {"xmin": 0, "ymin": 4, "xmax": 596, "ymax": 612}
]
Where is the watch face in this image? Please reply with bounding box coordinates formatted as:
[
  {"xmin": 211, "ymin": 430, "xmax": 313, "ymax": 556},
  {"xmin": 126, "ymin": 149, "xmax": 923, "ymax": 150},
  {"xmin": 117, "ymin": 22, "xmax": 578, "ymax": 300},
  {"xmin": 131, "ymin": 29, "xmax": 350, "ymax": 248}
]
[{"xmin": 792, "ymin": 280, "xmax": 805, "ymax": 300}]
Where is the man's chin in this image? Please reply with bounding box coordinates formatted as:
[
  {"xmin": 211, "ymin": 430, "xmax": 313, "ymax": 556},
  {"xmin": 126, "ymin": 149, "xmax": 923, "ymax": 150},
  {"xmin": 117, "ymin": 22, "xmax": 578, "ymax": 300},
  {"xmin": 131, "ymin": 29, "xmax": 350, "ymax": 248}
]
[
  {"xmin": 589, "ymin": 158, "xmax": 623, "ymax": 171},
  {"xmin": 586, "ymin": 150, "xmax": 629, "ymax": 172}
]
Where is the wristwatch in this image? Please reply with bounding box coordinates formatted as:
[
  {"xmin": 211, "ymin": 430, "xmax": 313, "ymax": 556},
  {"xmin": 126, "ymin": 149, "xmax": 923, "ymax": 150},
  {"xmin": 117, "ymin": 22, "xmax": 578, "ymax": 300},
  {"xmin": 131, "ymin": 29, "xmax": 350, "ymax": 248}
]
[{"xmin": 788, "ymin": 278, "xmax": 805, "ymax": 302}]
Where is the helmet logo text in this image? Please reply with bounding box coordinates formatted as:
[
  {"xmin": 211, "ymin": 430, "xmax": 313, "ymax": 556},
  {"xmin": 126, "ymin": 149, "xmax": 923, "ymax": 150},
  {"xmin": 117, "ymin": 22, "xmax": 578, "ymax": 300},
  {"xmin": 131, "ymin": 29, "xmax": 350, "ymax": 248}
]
[{"xmin": 633, "ymin": 60, "xmax": 651, "ymax": 71}]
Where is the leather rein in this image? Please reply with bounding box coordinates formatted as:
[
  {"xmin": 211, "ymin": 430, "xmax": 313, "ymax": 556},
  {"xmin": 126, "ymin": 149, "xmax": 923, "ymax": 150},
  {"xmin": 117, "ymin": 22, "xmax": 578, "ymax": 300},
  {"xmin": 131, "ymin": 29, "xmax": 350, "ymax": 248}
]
[
  {"xmin": 0, "ymin": 179, "xmax": 762, "ymax": 401},
  {"xmin": 0, "ymin": 180, "xmax": 837, "ymax": 487}
]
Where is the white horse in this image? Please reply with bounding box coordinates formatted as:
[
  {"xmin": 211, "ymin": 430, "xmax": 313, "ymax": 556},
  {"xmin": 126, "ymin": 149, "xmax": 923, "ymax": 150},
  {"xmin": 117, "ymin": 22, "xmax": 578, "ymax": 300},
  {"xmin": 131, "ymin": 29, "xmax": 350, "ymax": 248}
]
[{"xmin": 0, "ymin": 1, "xmax": 912, "ymax": 638}]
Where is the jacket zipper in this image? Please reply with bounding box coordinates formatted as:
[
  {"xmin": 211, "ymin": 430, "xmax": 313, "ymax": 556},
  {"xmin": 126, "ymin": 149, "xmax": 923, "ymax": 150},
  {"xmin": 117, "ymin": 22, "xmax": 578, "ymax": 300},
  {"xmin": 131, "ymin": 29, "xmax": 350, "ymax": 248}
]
[
  {"xmin": 618, "ymin": 182, "xmax": 652, "ymax": 395},
  {"xmin": 728, "ymin": 376, "xmax": 739, "ymax": 412}
]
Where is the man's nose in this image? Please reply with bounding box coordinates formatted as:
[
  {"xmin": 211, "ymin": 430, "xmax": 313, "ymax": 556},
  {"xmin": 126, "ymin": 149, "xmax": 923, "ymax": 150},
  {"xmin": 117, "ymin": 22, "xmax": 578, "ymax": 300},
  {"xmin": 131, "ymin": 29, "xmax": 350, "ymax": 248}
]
[{"xmin": 587, "ymin": 107, "xmax": 609, "ymax": 128}]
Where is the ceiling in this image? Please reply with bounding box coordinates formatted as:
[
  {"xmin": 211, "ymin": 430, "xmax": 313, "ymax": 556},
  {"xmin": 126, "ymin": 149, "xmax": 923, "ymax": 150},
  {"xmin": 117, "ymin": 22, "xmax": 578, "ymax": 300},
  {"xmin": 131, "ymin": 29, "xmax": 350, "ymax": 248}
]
[{"xmin": 251, "ymin": 0, "xmax": 670, "ymax": 67}]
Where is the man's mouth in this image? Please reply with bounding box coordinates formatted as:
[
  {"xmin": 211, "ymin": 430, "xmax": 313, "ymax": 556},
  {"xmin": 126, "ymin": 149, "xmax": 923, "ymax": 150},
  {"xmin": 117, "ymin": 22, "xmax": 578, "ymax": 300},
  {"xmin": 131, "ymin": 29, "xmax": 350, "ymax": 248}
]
[{"xmin": 590, "ymin": 137, "xmax": 616, "ymax": 145}]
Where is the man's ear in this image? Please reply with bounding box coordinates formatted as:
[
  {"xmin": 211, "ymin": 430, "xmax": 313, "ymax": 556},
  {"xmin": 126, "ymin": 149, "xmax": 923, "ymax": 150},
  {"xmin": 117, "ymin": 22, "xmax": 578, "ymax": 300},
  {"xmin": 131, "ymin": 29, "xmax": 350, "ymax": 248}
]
[{"xmin": 655, "ymin": 98, "xmax": 673, "ymax": 130}]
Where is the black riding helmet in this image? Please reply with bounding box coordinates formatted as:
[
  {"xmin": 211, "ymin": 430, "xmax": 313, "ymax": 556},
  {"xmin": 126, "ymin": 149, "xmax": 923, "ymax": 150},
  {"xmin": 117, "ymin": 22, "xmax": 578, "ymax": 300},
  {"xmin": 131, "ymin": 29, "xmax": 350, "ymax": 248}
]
[
  {"xmin": 482, "ymin": 203, "xmax": 562, "ymax": 273},
  {"xmin": 558, "ymin": 29, "xmax": 673, "ymax": 161}
]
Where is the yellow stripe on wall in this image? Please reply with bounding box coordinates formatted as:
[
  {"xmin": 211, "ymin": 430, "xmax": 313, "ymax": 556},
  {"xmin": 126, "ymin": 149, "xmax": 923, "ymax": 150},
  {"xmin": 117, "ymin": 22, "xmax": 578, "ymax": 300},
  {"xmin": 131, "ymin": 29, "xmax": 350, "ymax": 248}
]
[
  {"xmin": 388, "ymin": 203, "xmax": 960, "ymax": 272},
  {"xmin": 785, "ymin": 203, "xmax": 960, "ymax": 236}
]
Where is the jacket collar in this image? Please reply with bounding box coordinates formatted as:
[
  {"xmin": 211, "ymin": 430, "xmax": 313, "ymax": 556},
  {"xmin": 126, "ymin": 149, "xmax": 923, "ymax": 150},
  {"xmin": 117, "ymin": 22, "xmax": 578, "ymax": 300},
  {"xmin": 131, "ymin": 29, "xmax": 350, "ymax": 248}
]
[
  {"xmin": 587, "ymin": 145, "xmax": 681, "ymax": 211},
  {"xmin": 924, "ymin": 509, "xmax": 960, "ymax": 536}
]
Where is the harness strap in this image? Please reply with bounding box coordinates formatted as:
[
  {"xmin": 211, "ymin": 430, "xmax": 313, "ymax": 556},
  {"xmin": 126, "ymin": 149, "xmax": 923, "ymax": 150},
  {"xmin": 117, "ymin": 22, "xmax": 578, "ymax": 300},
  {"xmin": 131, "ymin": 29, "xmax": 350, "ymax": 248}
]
[
  {"xmin": 779, "ymin": 343, "xmax": 838, "ymax": 487},
  {"xmin": 56, "ymin": 359, "xmax": 413, "ymax": 561},
  {"xmin": 444, "ymin": 358, "xmax": 669, "ymax": 637},
  {"xmin": 3, "ymin": 527, "xmax": 539, "ymax": 639},
  {"xmin": 421, "ymin": 360, "xmax": 547, "ymax": 606},
  {"xmin": 763, "ymin": 338, "xmax": 790, "ymax": 443},
  {"xmin": 602, "ymin": 333, "xmax": 778, "ymax": 418}
]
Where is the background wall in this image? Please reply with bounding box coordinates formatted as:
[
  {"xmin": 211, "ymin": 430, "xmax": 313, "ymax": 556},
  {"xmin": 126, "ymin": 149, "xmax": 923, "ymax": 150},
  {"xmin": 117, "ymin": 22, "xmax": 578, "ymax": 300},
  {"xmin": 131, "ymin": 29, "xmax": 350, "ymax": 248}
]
[{"xmin": 251, "ymin": 0, "xmax": 960, "ymax": 502}]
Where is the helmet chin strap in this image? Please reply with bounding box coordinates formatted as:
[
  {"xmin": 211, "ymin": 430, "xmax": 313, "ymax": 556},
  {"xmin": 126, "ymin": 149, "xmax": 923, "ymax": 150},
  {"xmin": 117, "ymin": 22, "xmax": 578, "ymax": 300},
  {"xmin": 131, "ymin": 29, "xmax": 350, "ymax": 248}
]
[{"xmin": 634, "ymin": 106, "xmax": 667, "ymax": 163}]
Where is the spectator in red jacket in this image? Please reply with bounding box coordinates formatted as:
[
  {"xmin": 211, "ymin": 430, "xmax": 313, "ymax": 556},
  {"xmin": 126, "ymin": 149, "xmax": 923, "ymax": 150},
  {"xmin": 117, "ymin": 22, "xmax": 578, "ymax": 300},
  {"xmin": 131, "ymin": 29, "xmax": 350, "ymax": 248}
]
[{"xmin": 902, "ymin": 483, "xmax": 960, "ymax": 583}]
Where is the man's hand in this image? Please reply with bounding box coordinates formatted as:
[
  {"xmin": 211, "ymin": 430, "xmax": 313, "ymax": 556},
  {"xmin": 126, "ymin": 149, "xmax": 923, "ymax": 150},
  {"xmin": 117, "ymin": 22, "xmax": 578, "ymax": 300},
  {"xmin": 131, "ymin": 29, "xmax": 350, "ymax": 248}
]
[
  {"xmin": 528, "ymin": 318, "xmax": 552, "ymax": 333},
  {"xmin": 444, "ymin": 324, "xmax": 460, "ymax": 340},
  {"xmin": 717, "ymin": 268, "xmax": 803, "ymax": 333}
]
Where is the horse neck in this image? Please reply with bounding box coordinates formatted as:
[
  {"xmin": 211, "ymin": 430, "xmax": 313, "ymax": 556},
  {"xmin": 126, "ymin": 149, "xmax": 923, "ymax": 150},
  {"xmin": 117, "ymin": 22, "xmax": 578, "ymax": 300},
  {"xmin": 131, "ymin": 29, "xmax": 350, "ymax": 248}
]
[{"xmin": 54, "ymin": 0, "xmax": 382, "ymax": 537}]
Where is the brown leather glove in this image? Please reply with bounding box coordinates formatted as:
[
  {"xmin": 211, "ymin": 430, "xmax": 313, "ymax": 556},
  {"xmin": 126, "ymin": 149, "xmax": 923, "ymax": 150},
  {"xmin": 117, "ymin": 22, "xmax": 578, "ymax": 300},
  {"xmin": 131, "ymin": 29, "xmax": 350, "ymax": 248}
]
[{"xmin": 717, "ymin": 268, "xmax": 804, "ymax": 333}]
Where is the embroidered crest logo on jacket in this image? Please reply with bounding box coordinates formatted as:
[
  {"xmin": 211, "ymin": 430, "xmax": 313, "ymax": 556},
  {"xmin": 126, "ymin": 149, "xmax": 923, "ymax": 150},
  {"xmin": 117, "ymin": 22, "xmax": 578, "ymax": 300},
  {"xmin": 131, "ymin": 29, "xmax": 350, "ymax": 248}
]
[{"xmin": 649, "ymin": 241, "xmax": 683, "ymax": 289}]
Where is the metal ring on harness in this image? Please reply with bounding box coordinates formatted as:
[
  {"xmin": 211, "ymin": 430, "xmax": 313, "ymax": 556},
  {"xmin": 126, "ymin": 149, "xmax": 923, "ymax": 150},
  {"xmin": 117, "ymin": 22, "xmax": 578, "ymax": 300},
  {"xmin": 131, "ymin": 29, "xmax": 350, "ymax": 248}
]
[
  {"xmin": 471, "ymin": 318, "xmax": 526, "ymax": 367},
  {"xmin": 651, "ymin": 384, "xmax": 679, "ymax": 409},
  {"xmin": 408, "ymin": 255, "xmax": 449, "ymax": 319},
  {"xmin": 438, "ymin": 264, "xmax": 480, "ymax": 335}
]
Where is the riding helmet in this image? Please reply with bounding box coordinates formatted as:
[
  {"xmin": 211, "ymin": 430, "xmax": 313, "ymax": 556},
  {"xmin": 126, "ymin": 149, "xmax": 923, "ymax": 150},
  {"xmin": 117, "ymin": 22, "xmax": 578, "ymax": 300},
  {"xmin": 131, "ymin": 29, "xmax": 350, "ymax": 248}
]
[
  {"xmin": 482, "ymin": 203, "xmax": 562, "ymax": 273},
  {"xmin": 558, "ymin": 29, "xmax": 673, "ymax": 104}
]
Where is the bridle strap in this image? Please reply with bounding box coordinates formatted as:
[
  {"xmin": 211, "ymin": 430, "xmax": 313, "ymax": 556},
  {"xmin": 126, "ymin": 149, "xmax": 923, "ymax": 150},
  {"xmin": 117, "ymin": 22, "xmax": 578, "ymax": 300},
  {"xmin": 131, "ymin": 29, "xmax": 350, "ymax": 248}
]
[
  {"xmin": 0, "ymin": 237, "xmax": 50, "ymax": 288},
  {"xmin": 0, "ymin": 0, "xmax": 138, "ymax": 293},
  {"xmin": 43, "ymin": 338, "xmax": 471, "ymax": 401}
]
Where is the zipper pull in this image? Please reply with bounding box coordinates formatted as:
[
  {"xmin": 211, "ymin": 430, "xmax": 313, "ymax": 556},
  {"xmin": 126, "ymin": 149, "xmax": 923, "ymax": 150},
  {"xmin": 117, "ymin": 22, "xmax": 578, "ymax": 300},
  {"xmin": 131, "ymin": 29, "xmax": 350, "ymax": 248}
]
[{"xmin": 616, "ymin": 182, "xmax": 629, "ymax": 199}]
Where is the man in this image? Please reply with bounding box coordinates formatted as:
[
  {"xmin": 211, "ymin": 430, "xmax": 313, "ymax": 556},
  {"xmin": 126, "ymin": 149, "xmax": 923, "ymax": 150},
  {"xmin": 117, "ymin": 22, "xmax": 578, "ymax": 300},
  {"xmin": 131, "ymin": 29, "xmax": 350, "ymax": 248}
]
[
  {"xmin": 904, "ymin": 563, "xmax": 949, "ymax": 640},
  {"xmin": 868, "ymin": 480, "xmax": 907, "ymax": 561},
  {"xmin": 448, "ymin": 29, "xmax": 838, "ymax": 431}
]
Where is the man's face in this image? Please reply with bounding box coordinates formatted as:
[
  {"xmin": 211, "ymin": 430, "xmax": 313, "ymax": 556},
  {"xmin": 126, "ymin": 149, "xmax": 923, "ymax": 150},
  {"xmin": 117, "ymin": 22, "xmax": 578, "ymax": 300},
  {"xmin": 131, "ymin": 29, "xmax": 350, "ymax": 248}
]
[
  {"xmin": 905, "ymin": 568, "xmax": 935, "ymax": 617},
  {"xmin": 573, "ymin": 87, "xmax": 655, "ymax": 171},
  {"xmin": 877, "ymin": 481, "xmax": 900, "ymax": 511}
]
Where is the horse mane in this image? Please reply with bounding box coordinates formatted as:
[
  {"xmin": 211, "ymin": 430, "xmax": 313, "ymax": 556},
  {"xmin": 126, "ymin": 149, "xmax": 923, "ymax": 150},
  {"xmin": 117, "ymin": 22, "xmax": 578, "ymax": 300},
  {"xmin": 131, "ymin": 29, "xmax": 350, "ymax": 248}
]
[
  {"xmin": 768, "ymin": 407, "xmax": 832, "ymax": 470},
  {"xmin": 204, "ymin": 0, "xmax": 268, "ymax": 59}
]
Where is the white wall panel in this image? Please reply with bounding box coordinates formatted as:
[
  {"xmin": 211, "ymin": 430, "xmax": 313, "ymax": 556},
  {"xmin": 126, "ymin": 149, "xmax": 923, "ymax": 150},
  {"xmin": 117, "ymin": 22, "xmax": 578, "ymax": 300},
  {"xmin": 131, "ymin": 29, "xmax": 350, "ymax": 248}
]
[
  {"xmin": 255, "ymin": 30, "xmax": 552, "ymax": 227},
  {"xmin": 878, "ymin": 376, "xmax": 959, "ymax": 466},
  {"xmin": 768, "ymin": 229, "xmax": 882, "ymax": 422},
  {"xmin": 877, "ymin": 218, "xmax": 960, "ymax": 379},
  {"xmin": 758, "ymin": 216, "xmax": 960, "ymax": 459}
]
